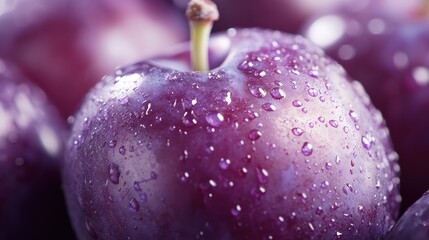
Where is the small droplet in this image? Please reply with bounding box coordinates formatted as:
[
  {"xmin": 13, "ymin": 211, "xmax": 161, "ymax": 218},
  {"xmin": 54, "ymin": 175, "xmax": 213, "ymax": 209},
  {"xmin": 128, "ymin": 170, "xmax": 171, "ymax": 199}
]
[
  {"xmin": 361, "ymin": 136, "xmax": 372, "ymax": 150},
  {"xmin": 329, "ymin": 120, "xmax": 338, "ymax": 128},
  {"xmin": 325, "ymin": 162, "xmax": 332, "ymax": 170},
  {"xmin": 248, "ymin": 129, "xmax": 262, "ymax": 141},
  {"xmin": 343, "ymin": 126, "xmax": 349, "ymax": 133},
  {"xmin": 308, "ymin": 88, "xmax": 318, "ymax": 97},
  {"xmin": 292, "ymin": 100, "xmax": 303, "ymax": 107},
  {"xmin": 308, "ymin": 69, "xmax": 319, "ymax": 78},
  {"xmin": 109, "ymin": 140, "xmax": 117, "ymax": 148},
  {"xmin": 349, "ymin": 110, "xmax": 359, "ymax": 123},
  {"xmin": 108, "ymin": 163, "xmax": 120, "ymax": 184},
  {"xmin": 249, "ymin": 85, "xmax": 267, "ymax": 98},
  {"xmin": 318, "ymin": 117, "xmax": 325, "ymax": 123},
  {"xmin": 182, "ymin": 111, "xmax": 198, "ymax": 127},
  {"xmin": 206, "ymin": 112, "xmax": 224, "ymax": 127},
  {"xmin": 129, "ymin": 198, "xmax": 140, "ymax": 212},
  {"xmin": 85, "ymin": 219, "xmax": 97, "ymax": 239},
  {"xmin": 270, "ymin": 87, "xmax": 286, "ymax": 100},
  {"xmin": 301, "ymin": 142, "xmax": 313, "ymax": 156},
  {"xmin": 256, "ymin": 167, "xmax": 269, "ymax": 184},
  {"xmin": 231, "ymin": 204, "xmax": 242, "ymax": 217},
  {"xmin": 119, "ymin": 146, "xmax": 126, "ymax": 155},
  {"xmin": 262, "ymin": 103, "xmax": 276, "ymax": 111},
  {"xmin": 292, "ymin": 127, "xmax": 304, "ymax": 136},
  {"xmin": 321, "ymin": 180, "xmax": 330, "ymax": 189}
]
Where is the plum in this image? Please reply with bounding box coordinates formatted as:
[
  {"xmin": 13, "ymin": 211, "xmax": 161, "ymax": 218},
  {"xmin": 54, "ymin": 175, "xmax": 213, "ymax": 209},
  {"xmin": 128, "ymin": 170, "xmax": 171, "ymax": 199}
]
[
  {"xmin": 0, "ymin": 60, "xmax": 74, "ymax": 239},
  {"xmin": 63, "ymin": 26, "xmax": 400, "ymax": 239}
]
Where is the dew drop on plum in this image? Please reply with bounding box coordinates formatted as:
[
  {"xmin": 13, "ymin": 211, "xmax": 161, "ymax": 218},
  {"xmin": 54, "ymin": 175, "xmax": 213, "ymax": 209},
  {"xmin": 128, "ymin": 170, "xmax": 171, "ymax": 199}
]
[
  {"xmin": 329, "ymin": 120, "xmax": 338, "ymax": 128},
  {"xmin": 292, "ymin": 127, "xmax": 304, "ymax": 136},
  {"xmin": 361, "ymin": 136, "xmax": 373, "ymax": 150},
  {"xmin": 206, "ymin": 112, "xmax": 224, "ymax": 127},
  {"xmin": 292, "ymin": 100, "xmax": 303, "ymax": 107},
  {"xmin": 262, "ymin": 103, "xmax": 276, "ymax": 111},
  {"xmin": 129, "ymin": 198, "xmax": 140, "ymax": 212},
  {"xmin": 270, "ymin": 87, "xmax": 286, "ymax": 100},
  {"xmin": 119, "ymin": 146, "xmax": 126, "ymax": 155},
  {"xmin": 308, "ymin": 88, "xmax": 318, "ymax": 97},
  {"xmin": 109, "ymin": 163, "xmax": 121, "ymax": 185},
  {"xmin": 301, "ymin": 142, "xmax": 314, "ymax": 156},
  {"xmin": 248, "ymin": 129, "xmax": 262, "ymax": 141},
  {"xmin": 249, "ymin": 85, "xmax": 267, "ymax": 98}
]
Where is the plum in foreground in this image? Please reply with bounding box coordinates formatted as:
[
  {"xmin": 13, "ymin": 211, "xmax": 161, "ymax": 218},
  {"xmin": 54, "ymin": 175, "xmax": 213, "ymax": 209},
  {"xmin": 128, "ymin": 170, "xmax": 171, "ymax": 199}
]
[
  {"xmin": 63, "ymin": 26, "xmax": 400, "ymax": 239},
  {"xmin": 0, "ymin": 61, "xmax": 73, "ymax": 239}
]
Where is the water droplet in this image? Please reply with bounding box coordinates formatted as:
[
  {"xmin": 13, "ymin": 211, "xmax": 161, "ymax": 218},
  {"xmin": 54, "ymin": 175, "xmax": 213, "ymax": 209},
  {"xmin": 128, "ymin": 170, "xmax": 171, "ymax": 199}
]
[
  {"xmin": 301, "ymin": 142, "xmax": 313, "ymax": 156},
  {"xmin": 270, "ymin": 87, "xmax": 286, "ymax": 100},
  {"xmin": 349, "ymin": 110, "xmax": 359, "ymax": 122},
  {"xmin": 182, "ymin": 111, "xmax": 199, "ymax": 127},
  {"xmin": 109, "ymin": 163, "xmax": 120, "ymax": 184},
  {"xmin": 292, "ymin": 100, "xmax": 303, "ymax": 107},
  {"xmin": 343, "ymin": 126, "xmax": 349, "ymax": 133},
  {"xmin": 308, "ymin": 69, "xmax": 319, "ymax": 78},
  {"xmin": 206, "ymin": 112, "xmax": 224, "ymax": 127},
  {"xmin": 248, "ymin": 129, "xmax": 262, "ymax": 141},
  {"xmin": 292, "ymin": 127, "xmax": 304, "ymax": 136},
  {"xmin": 209, "ymin": 179, "xmax": 217, "ymax": 187},
  {"xmin": 321, "ymin": 180, "xmax": 330, "ymax": 188},
  {"xmin": 231, "ymin": 204, "xmax": 242, "ymax": 217},
  {"xmin": 129, "ymin": 198, "xmax": 140, "ymax": 212},
  {"xmin": 329, "ymin": 120, "xmax": 338, "ymax": 128},
  {"xmin": 319, "ymin": 96, "xmax": 325, "ymax": 102},
  {"xmin": 119, "ymin": 146, "xmax": 126, "ymax": 155},
  {"xmin": 308, "ymin": 88, "xmax": 318, "ymax": 97},
  {"xmin": 249, "ymin": 85, "xmax": 267, "ymax": 98},
  {"xmin": 219, "ymin": 158, "xmax": 231, "ymax": 170},
  {"xmin": 318, "ymin": 117, "xmax": 325, "ymax": 123},
  {"xmin": 375, "ymin": 179, "xmax": 381, "ymax": 189},
  {"xmin": 262, "ymin": 103, "xmax": 276, "ymax": 111},
  {"xmin": 85, "ymin": 219, "xmax": 97, "ymax": 239},
  {"xmin": 256, "ymin": 167, "xmax": 269, "ymax": 184},
  {"xmin": 258, "ymin": 70, "xmax": 267, "ymax": 77},
  {"xmin": 335, "ymin": 156, "xmax": 341, "ymax": 165},
  {"xmin": 361, "ymin": 135, "xmax": 373, "ymax": 150},
  {"xmin": 325, "ymin": 162, "xmax": 332, "ymax": 170}
]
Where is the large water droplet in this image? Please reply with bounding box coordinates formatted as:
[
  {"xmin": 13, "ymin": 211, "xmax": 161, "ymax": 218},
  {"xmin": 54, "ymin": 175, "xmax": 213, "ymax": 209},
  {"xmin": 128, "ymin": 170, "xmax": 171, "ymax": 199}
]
[
  {"xmin": 308, "ymin": 88, "xmax": 318, "ymax": 97},
  {"xmin": 109, "ymin": 163, "xmax": 120, "ymax": 184},
  {"xmin": 301, "ymin": 142, "xmax": 313, "ymax": 156},
  {"xmin": 292, "ymin": 100, "xmax": 303, "ymax": 107},
  {"xmin": 270, "ymin": 87, "xmax": 286, "ymax": 100},
  {"xmin": 349, "ymin": 110, "xmax": 359, "ymax": 123},
  {"xmin": 248, "ymin": 129, "xmax": 262, "ymax": 141},
  {"xmin": 249, "ymin": 85, "xmax": 267, "ymax": 98},
  {"xmin": 292, "ymin": 127, "xmax": 304, "ymax": 136},
  {"xmin": 119, "ymin": 146, "xmax": 126, "ymax": 155},
  {"xmin": 206, "ymin": 112, "xmax": 224, "ymax": 127},
  {"xmin": 329, "ymin": 120, "xmax": 338, "ymax": 128},
  {"xmin": 129, "ymin": 198, "xmax": 140, "ymax": 212},
  {"xmin": 262, "ymin": 103, "xmax": 276, "ymax": 111},
  {"xmin": 109, "ymin": 140, "xmax": 117, "ymax": 148}
]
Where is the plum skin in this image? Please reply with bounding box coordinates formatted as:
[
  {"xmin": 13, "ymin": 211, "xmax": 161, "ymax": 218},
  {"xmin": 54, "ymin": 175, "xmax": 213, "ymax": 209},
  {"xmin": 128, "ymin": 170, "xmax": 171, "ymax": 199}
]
[{"xmin": 63, "ymin": 29, "xmax": 400, "ymax": 239}]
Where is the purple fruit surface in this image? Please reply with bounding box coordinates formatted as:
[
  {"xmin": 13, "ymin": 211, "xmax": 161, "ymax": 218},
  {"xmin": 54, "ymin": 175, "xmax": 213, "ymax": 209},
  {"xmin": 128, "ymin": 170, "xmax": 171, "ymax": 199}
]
[
  {"xmin": 302, "ymin": 0, "xmax": 429, "ymax": 211},
  {"xmin": 386, "ymin": 191, "xmax": 429, "ymax": 240},
  {"xmin": 0, "ymin": 60, "xmax": 74, "ymax": 239},
  {"xmin": 0, "ymin": 0, "xmax": 187, "ymax": 118},
  {"xmin": 63, "ymin": 28, "xmax": 400, "ymax": 239}
]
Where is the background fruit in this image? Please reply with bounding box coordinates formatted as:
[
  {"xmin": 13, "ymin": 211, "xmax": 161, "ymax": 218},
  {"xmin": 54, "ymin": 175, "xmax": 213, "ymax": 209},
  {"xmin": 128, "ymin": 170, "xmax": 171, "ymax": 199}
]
[
  {"xmin": 302, "ymin": 0, "xmax": 428, "ymax": 211},
  {"xmin": 0, "ymin": 60, "xmax": 73, "ymax": 239},
  {"xmin": 0, "ymin": 0, "xmax": 187, "ymax": 118}
]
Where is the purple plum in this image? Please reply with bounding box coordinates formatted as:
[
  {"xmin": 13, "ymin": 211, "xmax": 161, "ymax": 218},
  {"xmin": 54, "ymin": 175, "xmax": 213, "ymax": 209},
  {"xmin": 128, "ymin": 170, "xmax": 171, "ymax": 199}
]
[
  {"xmin": 0, "ymin": 60, "xmax": 73, "ymax": 239},
  {"xmin": 63, "ymin": 27, "xmax": 400, "ymax": 239}
]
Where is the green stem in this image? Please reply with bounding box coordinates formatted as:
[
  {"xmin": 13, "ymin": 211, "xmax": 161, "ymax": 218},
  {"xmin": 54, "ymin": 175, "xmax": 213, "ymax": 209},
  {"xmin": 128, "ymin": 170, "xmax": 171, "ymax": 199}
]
[
  {"xmin": 186, "ymin": 0, "xmax": 219, "ymax": 72},
  {"xmin": 189, "ymin": 21, "xmax": 213, "ymax": 72}
]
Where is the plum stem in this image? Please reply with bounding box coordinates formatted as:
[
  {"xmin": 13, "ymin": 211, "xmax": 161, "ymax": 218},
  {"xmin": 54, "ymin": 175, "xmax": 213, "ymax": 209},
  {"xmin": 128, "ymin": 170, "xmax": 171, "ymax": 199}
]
[{"xmin": 186, "ymin": 0, "xmax": 219, "ymax": 72}]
